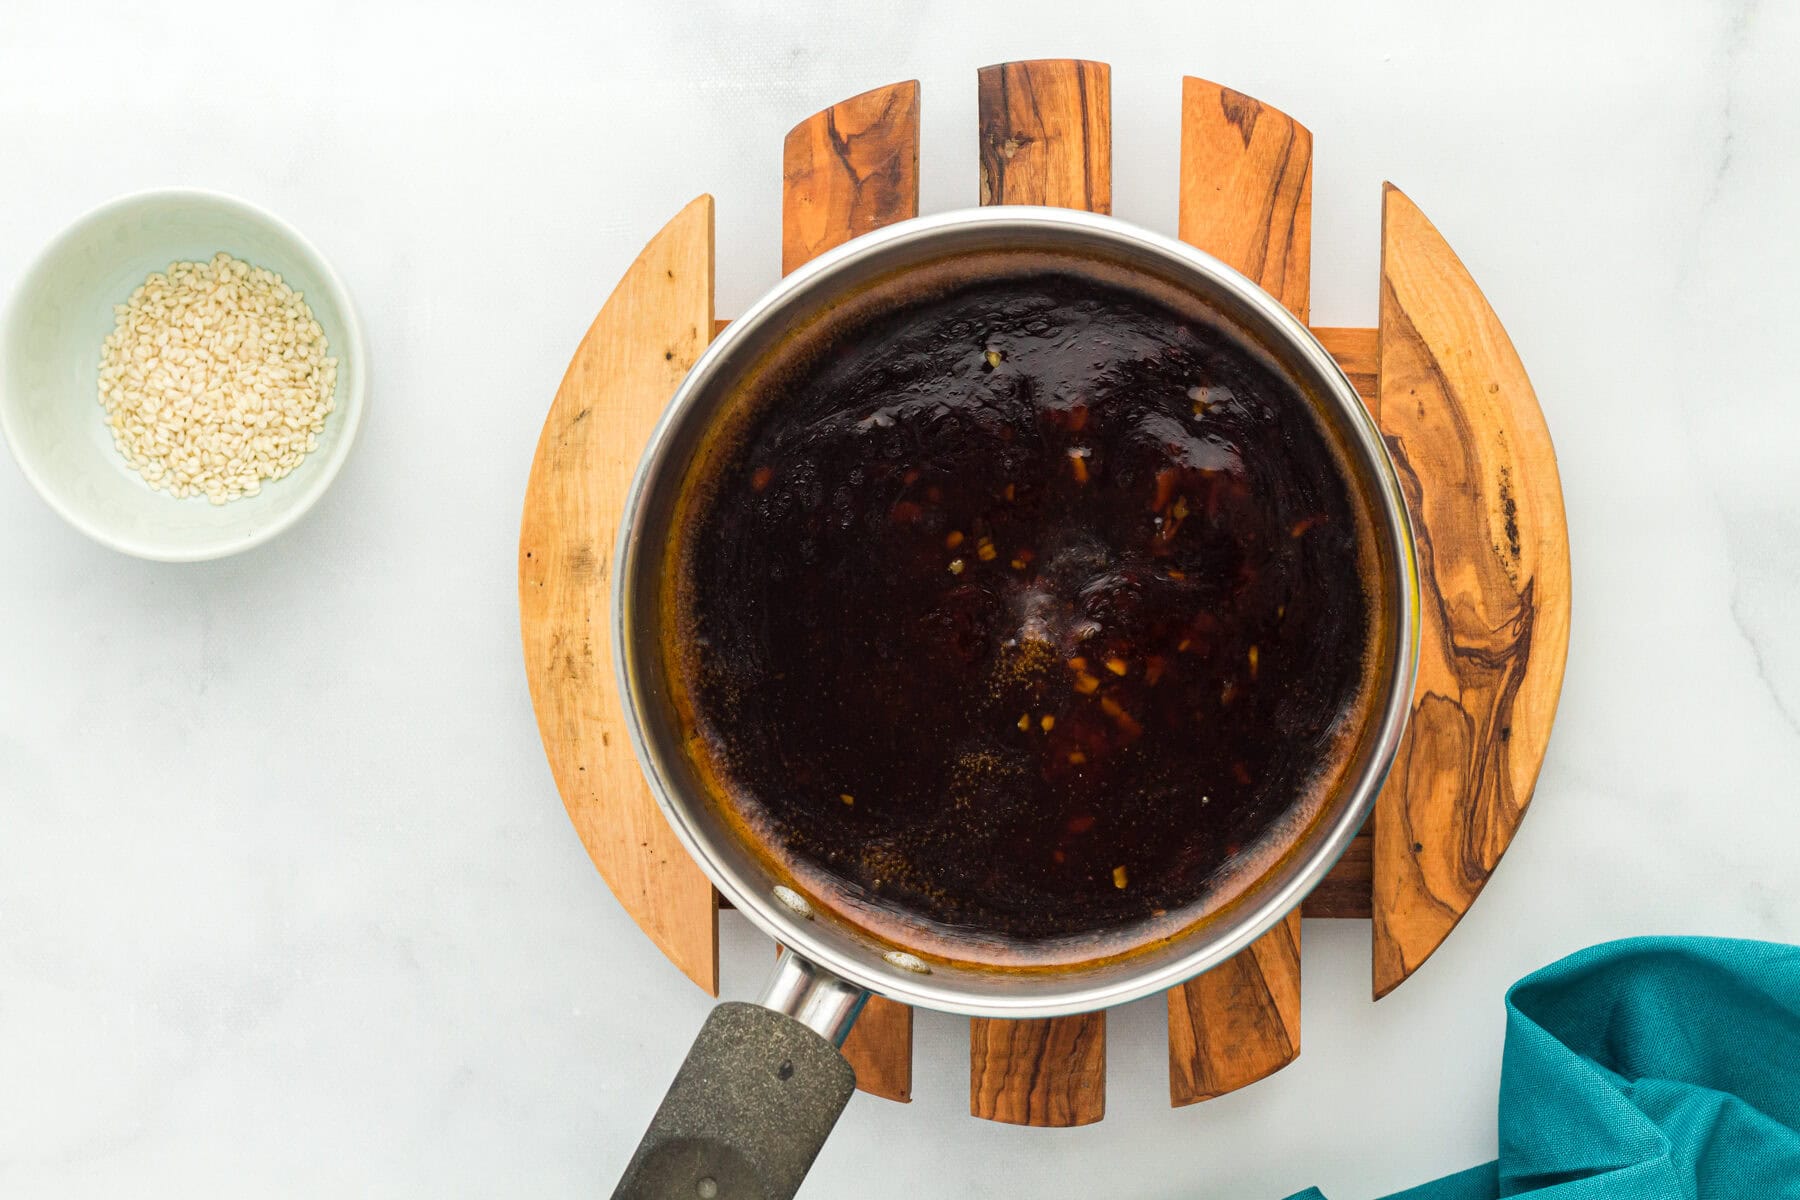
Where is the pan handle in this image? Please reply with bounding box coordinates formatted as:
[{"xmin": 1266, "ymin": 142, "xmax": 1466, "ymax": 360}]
[{"xmin": 611, "ymin": 949, "xmax": 868, "ymax": 1200}]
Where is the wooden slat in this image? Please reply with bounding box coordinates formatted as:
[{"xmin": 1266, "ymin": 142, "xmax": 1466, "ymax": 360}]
[
  {"xmin": 782, "ymin": 81, "xmax": 922, "ymax": 1103},
  {"xmin": 842, "ymin": 1002, "xmax": 914, "ymax": 1104},
  {"xmin": 970, "ymin": 1012, "xmax": 1106, "ymax": 1127},
  {"xmin": 1302, "ymin": 823, "xmax": 1373, "ymax": 918},
  {"xmin": 978, "ymin": 60, "xmax": 1111, "ymax": 213},
  {"xmin": 1178, "ymin": 77, "xmax": 1313, "ymax": 322},
  {"xmin": 969, "ymin": 58, "xmax": 1111, "ymax": 1129},
  {"xmin": 1167, "ymin": 910, "xmax": 1301, "ymax": 1103},
  {"xmin": 1166, "ymin": 77, "xmax": 1313, "ymax": 1106},
  {"xmin": 519, "ymin": 196, "xmax": 720, "ymax": 994},
  {"xmin": 1305, "ymin": 324, "xmax": 1377, "ymax": 923},
  {"xmin": 1313, "ymin": 326, "xmax": 1379, "ymax": 415},
  {"xmin": 1371, "ymin": 185, "xmax": 1570, "ymax": 997},
  {"xmin": 782, "ymin": 81, "xmax": 921, "ymax": 275}
]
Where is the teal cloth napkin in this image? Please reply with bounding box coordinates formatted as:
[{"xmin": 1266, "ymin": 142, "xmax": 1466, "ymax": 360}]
[{"xmin": 1290, "ymin": 937, "xmax": 1800, "ymax": 1199}]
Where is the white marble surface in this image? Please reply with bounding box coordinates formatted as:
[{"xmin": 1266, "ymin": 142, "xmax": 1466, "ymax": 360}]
[{"xmin": 3, "ymin": 1, "xmax": 1797, "ymax": 1196}]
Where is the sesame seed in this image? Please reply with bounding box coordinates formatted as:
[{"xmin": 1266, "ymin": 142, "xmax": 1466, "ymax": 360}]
[{"xmin": 96, "ymin": 252, "xmax": 335, "ymax": 504}]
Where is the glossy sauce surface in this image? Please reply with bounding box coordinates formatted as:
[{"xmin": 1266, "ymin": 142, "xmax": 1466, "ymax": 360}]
[{"xmin": 674, "ymin": 258, "xmax": 1377, "ymax": 943}]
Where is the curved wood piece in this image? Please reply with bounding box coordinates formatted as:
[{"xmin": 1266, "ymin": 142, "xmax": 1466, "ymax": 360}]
[
  {"xmin": 1372, "ymin": 185, "xmax": 1571, "ymax": 997},
  {"xmin": 1166, "ymin": 78, "xmax": 1312, "ymax": 1105},
  {"xmin": 1178, "ymin": 77, "xmax": 1313, "ymax": 322},
  {"xmin": 519, "ymin": 196, "xmax": 719, "ymax": 994},
  {"xmin": 978, "ymin": 60, "xmax": 1110, "ymax": 213},
  {"xmin": 782, "ymin": 82, "xmax": 922, "ymax": 1104},
  {"xmin": 968, "ymin": 58, "xmax": 1111, "ymax": 1129},
  {"xmin": 970, "ymin": 1013, "xmax": 1106, "ymax": 1127},
  {"xmin": 783, "ymin": 81, "xmax": 920, "ymax": 275}
]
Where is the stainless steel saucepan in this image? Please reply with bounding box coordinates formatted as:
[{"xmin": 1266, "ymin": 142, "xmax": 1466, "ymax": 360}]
[{"xmin": 609, "ymin": 206, "xmax": 1420, "ymax": 1200}]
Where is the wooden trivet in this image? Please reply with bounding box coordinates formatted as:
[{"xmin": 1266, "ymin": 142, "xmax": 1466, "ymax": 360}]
[{"xmin": 519, "ymin": 62, "xmax": 1570, "ymax": 1128}]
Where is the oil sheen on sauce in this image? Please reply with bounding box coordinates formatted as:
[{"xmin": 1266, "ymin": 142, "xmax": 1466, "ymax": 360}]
[{"xmin": 673, "ymin": 254, "xmax": 1378, "ymax": 946}]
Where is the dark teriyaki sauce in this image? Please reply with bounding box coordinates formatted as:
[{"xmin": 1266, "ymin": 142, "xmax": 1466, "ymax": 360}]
[{"xmin": 676, "ymin": 259, "xmax": 1376, "ymax": 942}]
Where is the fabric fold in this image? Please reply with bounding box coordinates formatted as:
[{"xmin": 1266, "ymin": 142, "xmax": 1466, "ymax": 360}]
[{"xmin": 1287, "ymin": 937, "xmax": 1800, "ymax": 1199}]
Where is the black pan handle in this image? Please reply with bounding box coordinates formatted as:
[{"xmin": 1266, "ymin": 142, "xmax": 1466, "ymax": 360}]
[{"xmin": 612, "ymin": 953, "xmax": 867, "ymax": 1200}]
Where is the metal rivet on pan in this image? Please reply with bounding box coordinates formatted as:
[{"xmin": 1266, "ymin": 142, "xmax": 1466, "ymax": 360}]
[
  {"xmin": 772, "ymin": 886, "xmax": 814, "ymax": 919},
  {"xmin": 883, "ymin": 950, "xmax": 930, "ymax": 974}
]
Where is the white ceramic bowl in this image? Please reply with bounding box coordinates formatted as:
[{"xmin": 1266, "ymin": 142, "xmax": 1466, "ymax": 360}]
[{"xmin": 1, "ymin": 189, "xmax": 365, "ymax": 561}]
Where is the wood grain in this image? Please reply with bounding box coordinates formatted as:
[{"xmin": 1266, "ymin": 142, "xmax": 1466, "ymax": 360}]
[
  {"xmin": 841, "ymin": 1001, "xmax": 913, "ymax": 1104},
  {"xmin": 1179, "ymin": 77, "xmax": 1313, "ymax": 322},
  {"xmin": 1166, "ymin": 78, "xmax": 1313, "ymax": 1106},
  {"xmin": 782, "ymin": 82, "xmax": 923, "ymax": 1103},
  {"xmin": 978, "ymin": 60, "xmax": 1111, "ymax": 213},
  {"xmin": 1302, "ymin": 822, "xmax": 1373, "ymax": 918},
  {"xmin": 1167, "ymin": 910, "xmax": 1302, "ymax": 1103},
  {"xmin": 970, "ymin": 1012, "xmax": 1106, "ymax": 1127},
  {"xmin": 969, "ymin": 58, "xmax": 1111, "ymax": 1129},
  {"xmin": 1314, "ymin": 326, "xmax": 1380, "ymax": 416},
  {"xmin": 1371, "ymin": 184, "xmax": 1570, "ymax": 997},
  {"xmin": 782, "ymin": 81, "xmax": 920, "ymax": 276},
  {"xmin": 519, "ymin": 196, "xmax": 719, "ymax": 994}
]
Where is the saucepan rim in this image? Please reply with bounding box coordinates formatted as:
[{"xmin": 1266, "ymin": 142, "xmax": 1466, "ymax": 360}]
[{"xmin": 613, "ymin": 205, "xmax": 1420, "ymax": 1018}]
